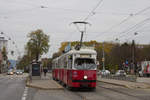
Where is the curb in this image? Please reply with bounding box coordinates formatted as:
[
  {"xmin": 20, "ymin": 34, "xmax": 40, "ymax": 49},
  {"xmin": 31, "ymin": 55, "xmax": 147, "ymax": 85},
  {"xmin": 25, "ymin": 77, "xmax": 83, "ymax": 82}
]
[
  {"xmin": 26, "ymin": 83, "xmax": 64, "ymax": 90},
  {"xmin": 98, "ymin": 80, "xmax": 150, "ymax": 89},
  {"xmin": 26, "ymin": 77, "xmax": 64, "ymax": 90},
  {"xmin": 0, "ymin": 73, "xmax": 6, "ymax": 76}
]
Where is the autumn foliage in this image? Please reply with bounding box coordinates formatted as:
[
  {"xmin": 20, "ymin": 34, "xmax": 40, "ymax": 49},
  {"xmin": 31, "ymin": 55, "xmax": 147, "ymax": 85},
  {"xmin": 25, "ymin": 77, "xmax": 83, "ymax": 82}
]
[{"xmin": 52, "ymin": 40, "xmax": 150, "ymax": 72}]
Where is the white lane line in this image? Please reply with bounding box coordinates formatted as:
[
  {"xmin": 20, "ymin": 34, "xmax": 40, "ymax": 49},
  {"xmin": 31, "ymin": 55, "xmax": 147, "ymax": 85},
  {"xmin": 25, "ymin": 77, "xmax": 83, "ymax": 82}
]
[
  {"xmin": 22, "ymin": 96, "xmax": 26, "ymax": 100},
  {"xmin": 22, "ymin": 87, "xmax": 28, "ymax": 100},
  {"xmin": 25, "ymin": 87, "xmax": 28, "ymax": 90},
  {"xmin": 23, "ymin": 93, "xmax": 27, "ymax": 97},
  {"xmin": 24, "ymin": 90, "xmax": 28, "ymax": 94}
]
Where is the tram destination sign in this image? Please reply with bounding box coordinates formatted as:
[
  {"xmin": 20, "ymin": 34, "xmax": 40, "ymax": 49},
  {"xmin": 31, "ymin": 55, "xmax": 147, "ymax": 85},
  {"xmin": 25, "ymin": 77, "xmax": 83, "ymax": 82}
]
[{"xmin": 80, "ymin": 54, "xmax": 91, "ymax": 58}]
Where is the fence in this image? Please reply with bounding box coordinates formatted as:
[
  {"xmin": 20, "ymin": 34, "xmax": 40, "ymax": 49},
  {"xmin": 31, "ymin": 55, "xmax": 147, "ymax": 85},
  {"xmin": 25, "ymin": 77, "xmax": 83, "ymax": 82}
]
[{"xmin": 101, "ymin": 75, "xmax": 137, "ymax": 82}]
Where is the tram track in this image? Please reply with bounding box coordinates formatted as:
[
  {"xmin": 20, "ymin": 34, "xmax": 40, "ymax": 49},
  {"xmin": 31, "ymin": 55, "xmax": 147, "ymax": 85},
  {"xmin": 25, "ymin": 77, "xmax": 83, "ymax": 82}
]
[
  {"xmin": 55, "ymin": 79, "xmax": 90, "ymax": 100},
  {"xmin": 63, "ymin": 87, "xmax": 88, "ymax": 100},
  {"xmin": 62, "ymin": 82, "xmax": 146, "ymax": 100},
  {"xmin": 55, "ymin": 78, "xmax": 145, "ymax": 100},
  {"xmin": 97, "ymin": 82, "xmax": 143, "ymax": 100}
]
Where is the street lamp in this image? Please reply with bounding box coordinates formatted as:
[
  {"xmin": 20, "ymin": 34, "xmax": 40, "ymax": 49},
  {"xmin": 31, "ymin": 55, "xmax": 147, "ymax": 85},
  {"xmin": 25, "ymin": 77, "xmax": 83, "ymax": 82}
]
[
  {"xmin": 0, "ymin": 32, "xmax": 4, "ymax": 34},
  {"xmin": 131, "ymin": 32, "xmax": 138, "ymax": 75},
  {"xmin": 102, "ymin": 42, "xmax": 105, "ymax": 71},
  {"xmin": 40, "ymin": 6, "xmax": 47, "ymax": 8}
]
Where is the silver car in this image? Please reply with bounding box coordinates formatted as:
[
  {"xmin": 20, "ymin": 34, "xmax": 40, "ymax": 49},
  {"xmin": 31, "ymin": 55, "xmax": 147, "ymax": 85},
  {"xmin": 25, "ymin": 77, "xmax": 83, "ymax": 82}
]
[
  {"xmin": 7, "ymin": 70, "xmax": 14, "ymax": 75},
  {"xmin": 16, "ymin": 70, "xmax": 23, "ymax": 75},
  {"xmin": 100, "ymin": 70, "xmax": 110, "ymax": 76},
  {"xmin": 115, "ymin": 70, "xmax": 126, "ymax": 76}
]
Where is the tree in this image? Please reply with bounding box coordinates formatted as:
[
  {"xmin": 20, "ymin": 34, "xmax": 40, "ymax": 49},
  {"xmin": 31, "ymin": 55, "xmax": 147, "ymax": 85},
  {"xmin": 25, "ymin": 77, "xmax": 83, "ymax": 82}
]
[
  {"xmin": 0, "ymin": 46, "xmax": 8, "ymax": 73},
  {"xmin": 26, "ymin": 29, "xmax": 50, "ymax": 61},
  {"xmin": 16, "ymin": 55, "xmax": 29, "ymax": 70},
  {"xmin": 1, "ymin": 46, "xmax": 7, "ymax": 61}
]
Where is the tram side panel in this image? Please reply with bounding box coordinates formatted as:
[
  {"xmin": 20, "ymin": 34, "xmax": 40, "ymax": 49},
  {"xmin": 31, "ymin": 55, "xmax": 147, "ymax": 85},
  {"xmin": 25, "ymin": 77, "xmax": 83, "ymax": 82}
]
[
  {"xmin": 55, "ymin": 69, "xmax": 59, "ymax": 80},
  {"xmin": 60, "ymin": 69, "xmax": 64, "ymax": 82},
  {"xmin": 63, "ymin": 69, "xmax": 68, "ymax": 84}
]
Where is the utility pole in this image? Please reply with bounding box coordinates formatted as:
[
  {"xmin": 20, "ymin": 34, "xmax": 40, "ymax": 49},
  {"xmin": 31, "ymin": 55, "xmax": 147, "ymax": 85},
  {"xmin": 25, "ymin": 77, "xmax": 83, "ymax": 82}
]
[
  {"xmin": 132, "ymin": 40, "xmax": 135, "ymax": 74},
  {"xmin": 102, "ymin": 42, "xmax": 105, "ymax": 71}
]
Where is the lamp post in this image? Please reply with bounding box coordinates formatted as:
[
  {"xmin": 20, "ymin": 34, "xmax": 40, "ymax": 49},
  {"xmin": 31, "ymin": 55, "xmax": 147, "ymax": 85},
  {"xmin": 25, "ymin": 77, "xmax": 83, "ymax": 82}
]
[
  {"xmin": 131, "ymin": 32, "xmax": 138, "ymax": 74},
  {"xmin": 102, "ymin": 42, "xmax": 105, "ymax": 71}
]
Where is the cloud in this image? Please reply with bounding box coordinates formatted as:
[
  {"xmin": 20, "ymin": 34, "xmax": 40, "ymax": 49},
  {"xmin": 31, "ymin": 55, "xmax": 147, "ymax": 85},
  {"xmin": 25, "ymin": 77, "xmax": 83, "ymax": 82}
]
[{"xmin": 0, "ymin": 0, "xmax": 150, "ymax": 59}]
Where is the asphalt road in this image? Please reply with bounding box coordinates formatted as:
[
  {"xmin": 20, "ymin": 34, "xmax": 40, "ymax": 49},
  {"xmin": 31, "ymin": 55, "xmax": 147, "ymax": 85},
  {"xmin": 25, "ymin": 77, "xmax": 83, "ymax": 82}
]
[
  {"xmin": 1, "ymin": 74, "xmax": 150, "ymax": 100},
  {"xmin": 26, "ymin": 81, "xmax": 150, "ymax": 100},
  {"xmin": 0, "ymin": 74, "xmax": 27, "ymax": 100}
]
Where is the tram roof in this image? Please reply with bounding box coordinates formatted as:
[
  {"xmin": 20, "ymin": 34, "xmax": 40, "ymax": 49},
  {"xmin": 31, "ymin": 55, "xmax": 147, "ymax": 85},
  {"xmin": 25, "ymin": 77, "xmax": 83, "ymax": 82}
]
[
  {"xmin": 52, "ymin": 47, "xmax": 97, "ymax": 62},
  {"xmin": 67, "ymin": 48, "xmax": 97, "ymax": 55}
]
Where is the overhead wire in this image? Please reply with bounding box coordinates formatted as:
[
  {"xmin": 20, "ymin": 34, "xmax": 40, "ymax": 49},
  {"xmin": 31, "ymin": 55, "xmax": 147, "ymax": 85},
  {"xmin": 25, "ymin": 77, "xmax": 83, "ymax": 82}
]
[
  {"xmin": 84, "ymin": 0, "xmax": 103, "ymax": 21},
  {"xmin": 93, "ymin": 5, "xmax": 150, "ymax": 41},
  {"xmin": 108, "ymin": 6, "xmax": 150, "ymax": 40},
  {"xmin": 118, "ymin": 19, "xmax": 150, "ymax": 42},
  {"xmin": 118, "ymin": 18, "xmax": 150, "ymax": 39},
  {"xmin": 69, "ymin": 0, "xmax": 104, "ymax": 43},
  {"xmin": 108, "ymin": 17, "xmax": 150, "ymax": 43},
  {"xmin": 61, "ymin": 0, "xmax": 103, "ymax": 46}
]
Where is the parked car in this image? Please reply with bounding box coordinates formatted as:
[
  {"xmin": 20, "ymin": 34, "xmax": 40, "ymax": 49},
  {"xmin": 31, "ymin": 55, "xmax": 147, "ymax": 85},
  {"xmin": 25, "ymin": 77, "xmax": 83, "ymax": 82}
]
[
  {"xmin": 100, "ymin": 70, "xmax": 110, "ymax": 76},
  {"xmin": 138, "ymin": 70, "xmax": 143, "ymax": 77},
  {"xmin": 7, "ymin": 70, "xmax": 14, "ymax": 75},
  {"xmin": 16, "ymin": 70, "xmax": 23, "ymax": 75},
  {"xmin": 115, "ymin": 70, "xmax": 126, "ymax": 76},
  {"xmin": 97, "ymin": 70, "xmax": 101, "ymax": 75}
]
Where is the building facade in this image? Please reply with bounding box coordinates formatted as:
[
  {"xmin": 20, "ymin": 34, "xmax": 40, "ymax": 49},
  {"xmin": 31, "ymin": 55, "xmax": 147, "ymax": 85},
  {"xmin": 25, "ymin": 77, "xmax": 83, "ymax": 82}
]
[
  {"xmin": 0, "ymin": 37, "xmax": 7, "ymax": 51},
  {"xmin": 0, "ymin": 37, "xmax": 8, "ymax": 73}
]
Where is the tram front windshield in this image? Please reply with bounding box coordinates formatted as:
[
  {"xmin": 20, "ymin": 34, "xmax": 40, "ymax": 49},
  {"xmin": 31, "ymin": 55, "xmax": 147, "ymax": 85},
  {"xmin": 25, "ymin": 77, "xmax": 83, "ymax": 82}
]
[{"xmin": 74, "ymin": 58, "xmax": 96, "ymax": 70}]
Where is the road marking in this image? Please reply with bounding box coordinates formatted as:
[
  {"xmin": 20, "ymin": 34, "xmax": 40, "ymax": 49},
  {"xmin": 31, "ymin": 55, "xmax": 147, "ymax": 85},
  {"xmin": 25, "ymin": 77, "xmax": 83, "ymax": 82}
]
[
  {"xmin": 22, "ymin": 87, "xmax": 28, "ymax": 100},
  {"xmin": 22, "ymin": 97, "xmax": 26, "ymax": 100}
]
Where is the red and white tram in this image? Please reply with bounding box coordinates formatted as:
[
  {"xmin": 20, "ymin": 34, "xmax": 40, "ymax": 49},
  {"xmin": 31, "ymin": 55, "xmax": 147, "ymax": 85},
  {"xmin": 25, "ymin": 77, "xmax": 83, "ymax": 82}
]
[{"xmin": 52, "ymin": 47, "xmax": 97, "ymax": 89}]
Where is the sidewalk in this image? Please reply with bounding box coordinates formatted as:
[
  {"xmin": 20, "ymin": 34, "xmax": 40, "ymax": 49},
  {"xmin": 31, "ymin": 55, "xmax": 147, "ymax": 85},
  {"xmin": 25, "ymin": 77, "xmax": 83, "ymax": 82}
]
[
  {"xmin": 26, "ymin": 73, "xmax": 63, "ymax": 90},
  {"xmin": 0, "ymin": 73, "xmax": 6, "ymax": 77},
  {"xmin": 137, "ymin": 77, "xmax": 150, "ymax": 84},
  {"xmin": 97, "ymin": 76, "xmax": 150, "ymax": 89}
]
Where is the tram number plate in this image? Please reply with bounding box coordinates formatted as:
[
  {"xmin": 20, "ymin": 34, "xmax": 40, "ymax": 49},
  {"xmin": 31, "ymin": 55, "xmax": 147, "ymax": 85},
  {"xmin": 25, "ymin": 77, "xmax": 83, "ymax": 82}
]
[{"xmin": 81, "ymin": 82, "xmax": 89, "ymax": 87}]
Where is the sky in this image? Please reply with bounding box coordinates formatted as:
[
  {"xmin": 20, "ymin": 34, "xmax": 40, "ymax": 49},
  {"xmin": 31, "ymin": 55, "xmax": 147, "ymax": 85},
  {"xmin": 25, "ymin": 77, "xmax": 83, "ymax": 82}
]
[{"xmin": 0, "ymin": 0, "xmax": 150, "ymax": 60}]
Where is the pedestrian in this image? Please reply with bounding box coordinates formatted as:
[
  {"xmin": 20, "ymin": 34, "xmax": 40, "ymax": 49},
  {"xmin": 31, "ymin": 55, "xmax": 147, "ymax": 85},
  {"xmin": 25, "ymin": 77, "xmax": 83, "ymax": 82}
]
[{"xmin": 43, "ymin": 67, "xmax": 48, "ymax": 77}]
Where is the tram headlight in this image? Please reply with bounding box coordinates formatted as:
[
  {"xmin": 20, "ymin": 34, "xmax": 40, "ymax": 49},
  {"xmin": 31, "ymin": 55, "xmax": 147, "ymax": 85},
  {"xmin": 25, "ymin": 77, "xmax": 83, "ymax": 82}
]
[{"xmin": 84, "ymin": 75, "xmax": 87, "ymax": 79}]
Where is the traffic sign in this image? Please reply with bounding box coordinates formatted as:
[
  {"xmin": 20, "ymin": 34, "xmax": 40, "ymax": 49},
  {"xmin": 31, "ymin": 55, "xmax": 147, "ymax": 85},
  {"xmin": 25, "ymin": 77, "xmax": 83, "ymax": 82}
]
[{"xmin": 102, "ymin": 58, "xmax": 105, "ymax": 62}]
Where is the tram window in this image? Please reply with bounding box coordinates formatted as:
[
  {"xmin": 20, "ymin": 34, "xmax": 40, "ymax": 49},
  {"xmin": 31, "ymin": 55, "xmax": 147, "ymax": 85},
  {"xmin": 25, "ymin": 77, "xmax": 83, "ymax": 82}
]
[
  {"xmin": 74, "ymin": 58, "xmax": 96, "ymax": 70},
  {"xmin": 61, "ymin": 58, "xmax": 64, "ymax": 68},
  {"xmin": 68, "ymin": 59, "xmax": 72, "ymax": 69},
  {"xmin": 64, "ymin": 57, "xmax": 67, "ymax": 68},
  {"xmin": 58, "ymin": 59, "xmax": 61, "ymax": 68},
  {"xmin": 67, "ymin": 55, "xmax": 72, "ymax": 69},
  {"xmin": 55, "ymin": 63, "xmax": 57, "ymax": 68},
  {"xmin": 53, "ymin": 63, "xmax": 54, "ymax": 68}
]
